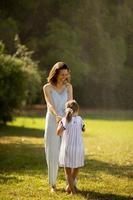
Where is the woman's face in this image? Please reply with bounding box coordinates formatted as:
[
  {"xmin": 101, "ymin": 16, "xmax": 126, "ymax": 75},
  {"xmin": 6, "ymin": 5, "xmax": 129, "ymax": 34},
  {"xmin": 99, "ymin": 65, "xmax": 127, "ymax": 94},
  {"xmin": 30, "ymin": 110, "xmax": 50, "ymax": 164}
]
[{"xmin": 57, "ymin": 69, "xmax": 69, "ymax": 84}]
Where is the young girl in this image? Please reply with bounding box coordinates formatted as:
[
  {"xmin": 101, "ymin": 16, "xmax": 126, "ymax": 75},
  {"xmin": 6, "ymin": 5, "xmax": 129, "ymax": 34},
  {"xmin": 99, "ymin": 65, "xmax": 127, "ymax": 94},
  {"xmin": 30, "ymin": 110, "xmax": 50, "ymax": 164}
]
[{"xmin": 57, "ymin": 100, "xmax": 85, "ymax": 194}]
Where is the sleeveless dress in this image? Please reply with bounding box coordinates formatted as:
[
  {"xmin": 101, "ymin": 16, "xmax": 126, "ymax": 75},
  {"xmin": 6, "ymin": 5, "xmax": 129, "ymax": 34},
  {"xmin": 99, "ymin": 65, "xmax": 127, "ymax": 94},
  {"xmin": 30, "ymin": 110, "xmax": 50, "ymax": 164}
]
[
  {"xmin": 59, "ymin": 116, "xmax": 84, "ymax": 168},
  {"xmin": 44, "ymin": 87, "xmax": 68, "ymax": 186}
]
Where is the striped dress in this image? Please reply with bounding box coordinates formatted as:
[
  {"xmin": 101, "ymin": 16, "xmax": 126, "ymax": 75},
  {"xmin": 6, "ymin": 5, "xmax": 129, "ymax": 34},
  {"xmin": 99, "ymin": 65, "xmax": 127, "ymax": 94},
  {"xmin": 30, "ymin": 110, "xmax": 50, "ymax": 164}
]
[{"xmin": 59, "ymin": 116, "xmax": 84, "ymax": 168}]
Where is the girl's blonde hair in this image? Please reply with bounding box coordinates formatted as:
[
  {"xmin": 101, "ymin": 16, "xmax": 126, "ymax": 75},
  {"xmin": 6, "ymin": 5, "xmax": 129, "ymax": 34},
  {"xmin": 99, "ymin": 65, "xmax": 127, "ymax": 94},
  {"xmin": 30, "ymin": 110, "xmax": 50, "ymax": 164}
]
[{"xmin": 65, "ymin": 100, "xmax": 79, "ymax": 122}]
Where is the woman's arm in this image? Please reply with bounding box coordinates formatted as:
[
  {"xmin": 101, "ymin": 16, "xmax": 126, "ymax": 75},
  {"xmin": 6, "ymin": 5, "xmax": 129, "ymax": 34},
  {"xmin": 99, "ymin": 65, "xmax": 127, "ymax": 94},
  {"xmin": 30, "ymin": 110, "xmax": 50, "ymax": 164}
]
[
  {"xmin": 43, "ymin": 84, "xmax": 57, "ymax": 115},
  {"xmin": 43, "ymin": 84, "xmax": 61, "ymax": 122},
  {"xmin": 66, "ymin": 83, "xmax": 73, "ymax": 100}
]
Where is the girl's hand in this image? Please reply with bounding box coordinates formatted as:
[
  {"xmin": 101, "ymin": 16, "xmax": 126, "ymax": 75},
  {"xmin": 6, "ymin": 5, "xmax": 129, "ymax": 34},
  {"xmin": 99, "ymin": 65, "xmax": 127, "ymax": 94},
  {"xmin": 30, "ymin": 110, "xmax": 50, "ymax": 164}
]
[
  {"xmin": 82, "ymin": 124, "xmax": 85, "ymax": 132},
  {"xmin": 56, "ymin": 115, "xmax": 62, "ymax": 123}
]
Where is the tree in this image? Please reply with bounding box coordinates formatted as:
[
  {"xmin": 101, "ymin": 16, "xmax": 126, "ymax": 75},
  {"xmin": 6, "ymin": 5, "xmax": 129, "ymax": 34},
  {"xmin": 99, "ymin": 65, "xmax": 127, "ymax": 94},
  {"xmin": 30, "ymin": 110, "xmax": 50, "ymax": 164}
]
[
  {"xmin": 0, "ymin": 37, "xmax": 41, "ymax": 124},
  {"xmin": 41, "ymin": 18, "xmax": 89, "ymax": 86},
  {"xmin": 0, "ymin": 0, "xmax": 133, "ymax": 108}
]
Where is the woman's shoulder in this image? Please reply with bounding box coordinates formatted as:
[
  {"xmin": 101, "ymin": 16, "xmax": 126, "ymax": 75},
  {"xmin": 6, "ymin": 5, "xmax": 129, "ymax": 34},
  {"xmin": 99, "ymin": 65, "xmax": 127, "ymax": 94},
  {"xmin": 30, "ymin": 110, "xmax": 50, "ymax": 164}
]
[
  {"xmin": 66, "ymin": 82, "xmax": 72, "ymax": 88},
  {"xmin": 66, "ymin": 83, "xmax": 73, "ymax": 92},
  {"xmin": 43, "ymin": 83, "xmax": 52, "ymax": 91}
]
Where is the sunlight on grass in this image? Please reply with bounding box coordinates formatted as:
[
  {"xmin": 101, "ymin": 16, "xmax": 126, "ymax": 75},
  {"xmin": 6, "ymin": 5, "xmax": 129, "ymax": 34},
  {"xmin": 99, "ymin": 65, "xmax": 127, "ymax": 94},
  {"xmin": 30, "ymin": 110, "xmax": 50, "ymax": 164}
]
[
  {"xmin": 0, "ymin": 113, "xmax": 133, "ymax": 200},
  {"xmin": 8, "ymin": 117, "xmax": 45, "ymax": 130}
]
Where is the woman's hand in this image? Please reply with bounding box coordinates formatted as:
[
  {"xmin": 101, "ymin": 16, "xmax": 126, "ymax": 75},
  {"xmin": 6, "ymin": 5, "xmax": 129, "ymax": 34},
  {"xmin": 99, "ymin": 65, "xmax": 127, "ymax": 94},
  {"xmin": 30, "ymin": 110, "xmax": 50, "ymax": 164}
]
[{"xmin": 56, "ymin": 115, "xmax": 62, "ymax": 123}]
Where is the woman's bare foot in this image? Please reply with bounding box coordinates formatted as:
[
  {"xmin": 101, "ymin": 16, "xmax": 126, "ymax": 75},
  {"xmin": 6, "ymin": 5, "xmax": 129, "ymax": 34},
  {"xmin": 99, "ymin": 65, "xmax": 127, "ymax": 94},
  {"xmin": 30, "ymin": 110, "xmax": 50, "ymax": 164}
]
[{"xmin": 51, "ymin": 185, "xmax": 57, "ymax": 193}]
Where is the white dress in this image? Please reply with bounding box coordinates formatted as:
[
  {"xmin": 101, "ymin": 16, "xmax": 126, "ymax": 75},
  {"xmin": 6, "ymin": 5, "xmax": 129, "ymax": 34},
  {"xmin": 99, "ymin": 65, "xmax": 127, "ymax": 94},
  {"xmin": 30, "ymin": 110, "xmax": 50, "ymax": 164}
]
[
  {"xmin": 44, "ymin": 87, "xmax": 68, "ymax": 185},
  {"xmin": 59, "ymin": 116, "xmax": 84, "ymax": 168}
]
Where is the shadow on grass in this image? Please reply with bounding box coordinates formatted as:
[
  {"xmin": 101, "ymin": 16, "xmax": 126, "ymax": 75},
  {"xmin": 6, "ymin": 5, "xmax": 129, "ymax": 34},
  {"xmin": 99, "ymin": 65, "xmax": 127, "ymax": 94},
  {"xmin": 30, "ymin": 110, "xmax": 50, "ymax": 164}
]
[
  {"xmin": 0, "ymin": 125, "xmax": 47, "ymax": 175},
  {"xmin": 0, "ymin": 123, "xmax": 133, "ymax": 200},
  {"xmin": 0, "ymin": 125, "xmax": 132, "ymax": 179},
  {"xmin": 0, "ymin": 143, "xmax": 47, "ymax": 175},
  {"xmin": 82, "ymin": 158, "xmax": 133, "ymax": 180},
  {"xmin": 0, "ymin": 140, "xmax": 132, "ymax": 199},
  {"xmin": 0, "ymin": 125, "xmax": 44, "ymax": 138},
  {"xmin": 79, "ymin": 190, "xmax": 133, "ymax": 200}
]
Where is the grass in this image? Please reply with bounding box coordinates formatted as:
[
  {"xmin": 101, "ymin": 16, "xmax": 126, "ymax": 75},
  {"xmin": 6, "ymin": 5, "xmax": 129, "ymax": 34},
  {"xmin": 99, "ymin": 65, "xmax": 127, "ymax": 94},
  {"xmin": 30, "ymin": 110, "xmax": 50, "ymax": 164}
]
[{"xmin": 0, "ymin": 110, "xmax": 133, "ymax": 200}]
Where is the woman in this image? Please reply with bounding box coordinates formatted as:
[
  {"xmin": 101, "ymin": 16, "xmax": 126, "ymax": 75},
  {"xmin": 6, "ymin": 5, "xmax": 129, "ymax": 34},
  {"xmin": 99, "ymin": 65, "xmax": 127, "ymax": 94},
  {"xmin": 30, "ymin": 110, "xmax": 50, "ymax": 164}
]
[{"xmin": 43, "ymin": 62, "xmax": 73, "ymax": 192}]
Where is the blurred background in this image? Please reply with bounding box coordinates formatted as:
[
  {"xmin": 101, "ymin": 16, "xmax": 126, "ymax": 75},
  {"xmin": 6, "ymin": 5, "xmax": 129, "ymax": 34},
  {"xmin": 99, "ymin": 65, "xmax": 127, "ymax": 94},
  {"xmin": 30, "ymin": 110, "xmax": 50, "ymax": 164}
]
[
  {"xmin": 0, "ymin": 0, "xmax": 133, "ymax": 123},
  {"xmin": 0, "ymin": 2, "xmax": 133, "ymax": 199}
]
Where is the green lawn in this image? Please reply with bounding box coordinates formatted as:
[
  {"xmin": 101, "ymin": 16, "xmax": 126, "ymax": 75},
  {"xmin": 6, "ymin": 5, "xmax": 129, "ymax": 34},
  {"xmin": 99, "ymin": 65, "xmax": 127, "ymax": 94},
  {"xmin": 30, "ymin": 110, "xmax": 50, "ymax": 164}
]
[{"xmin": 0, "ymin": 111, "xmax": 133, "ymax": 200}]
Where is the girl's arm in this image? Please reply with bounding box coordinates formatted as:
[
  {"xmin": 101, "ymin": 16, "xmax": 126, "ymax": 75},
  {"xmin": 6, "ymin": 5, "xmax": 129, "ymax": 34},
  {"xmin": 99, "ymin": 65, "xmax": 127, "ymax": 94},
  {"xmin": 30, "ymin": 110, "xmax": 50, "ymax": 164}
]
[
  {"xmin": 82, "ymin": 124, "xmax": 85, "ymax": 132},
  {"xmin": 57, "ymin": 121, "xmax": 65, "ymax": 136},
  {"xmin": 57, "ymin": 125, "xmax": 64, "ymax": 136},
  {"xmin": 81, "ymin": 117, "xmax": 85, "ymax": 132}
]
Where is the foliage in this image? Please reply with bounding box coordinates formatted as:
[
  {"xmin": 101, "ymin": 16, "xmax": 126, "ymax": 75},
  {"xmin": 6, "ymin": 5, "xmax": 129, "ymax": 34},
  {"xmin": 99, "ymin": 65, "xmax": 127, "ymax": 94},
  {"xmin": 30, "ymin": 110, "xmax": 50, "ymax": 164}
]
[
  {"xmin": 0, "ymin": 0, "xmax": 133, "ymax": 108},
  {"xmin": 0, "ymin": 38, "xmax": 41, "ymax": 124}
]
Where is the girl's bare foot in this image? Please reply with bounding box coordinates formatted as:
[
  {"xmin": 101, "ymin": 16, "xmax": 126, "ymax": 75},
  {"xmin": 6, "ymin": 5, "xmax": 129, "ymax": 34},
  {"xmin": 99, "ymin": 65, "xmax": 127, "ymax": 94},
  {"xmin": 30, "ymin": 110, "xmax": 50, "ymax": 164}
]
[
  {"xmin": 66, "ymin": 185, "xmax": 71, "ymax": 194},
  {"xmin": 66, "ymin": 185, "xmax": 77, "ymax": 195},
  {"xmin": 70, "ymin": 190, "xmax": 76, "ymax": 195}
]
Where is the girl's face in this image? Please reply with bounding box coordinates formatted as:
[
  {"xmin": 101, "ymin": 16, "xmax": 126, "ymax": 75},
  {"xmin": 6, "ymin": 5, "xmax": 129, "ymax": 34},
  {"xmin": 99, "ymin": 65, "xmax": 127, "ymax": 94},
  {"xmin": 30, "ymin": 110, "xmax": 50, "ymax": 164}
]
[{"xmin": 57, "ymin": 69, "xmax": 69, "ymax": 84}]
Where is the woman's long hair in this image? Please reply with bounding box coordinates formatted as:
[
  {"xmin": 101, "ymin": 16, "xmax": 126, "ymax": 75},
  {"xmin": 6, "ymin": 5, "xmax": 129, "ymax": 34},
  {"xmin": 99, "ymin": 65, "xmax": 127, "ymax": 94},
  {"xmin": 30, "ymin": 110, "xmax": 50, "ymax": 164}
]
[
  {"xmin": 47, "ymin": 62, "xmax": 70, "ymax": 85},
  {"xmin": 65, "ymin": 100, "xmax": 79, "ymax": 123}
]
